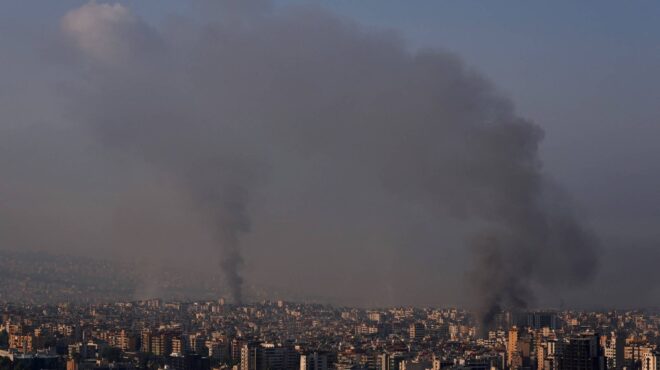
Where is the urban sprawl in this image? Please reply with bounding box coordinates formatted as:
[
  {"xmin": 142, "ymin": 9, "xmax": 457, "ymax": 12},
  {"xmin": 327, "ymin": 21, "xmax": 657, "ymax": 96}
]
[{"xmin": 0, "ymin": 300, "xmax": 657, "ymax": 370}]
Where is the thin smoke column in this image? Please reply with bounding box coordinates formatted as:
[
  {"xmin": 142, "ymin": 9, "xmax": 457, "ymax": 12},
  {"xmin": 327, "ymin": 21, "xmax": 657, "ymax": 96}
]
[
  {"xmin": 61, "ymin": 2, "xmax": 258, "ymax": 303},
  {"xmin": 59, "ymin": 1, "xmax": 599, "ymax": 308},
  {"xmin": 191, "ymin": 176, "xmax": 253, "ymax": 304}
]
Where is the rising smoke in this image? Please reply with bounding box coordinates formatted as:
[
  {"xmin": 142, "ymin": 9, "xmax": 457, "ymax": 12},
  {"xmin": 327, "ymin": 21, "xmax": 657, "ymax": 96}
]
[{"xmin": 0, "ymin": 1, "xmax": 599, "ymax": 308}]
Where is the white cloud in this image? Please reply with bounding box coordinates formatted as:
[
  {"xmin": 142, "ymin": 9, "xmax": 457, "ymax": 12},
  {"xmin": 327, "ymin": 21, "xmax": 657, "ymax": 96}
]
[{"xmin": 61, "ymin": 2, "xmax": 153, "ymax": 64}]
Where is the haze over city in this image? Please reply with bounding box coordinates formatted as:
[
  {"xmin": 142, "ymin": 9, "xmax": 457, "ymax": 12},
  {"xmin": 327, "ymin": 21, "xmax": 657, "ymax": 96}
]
[
  {"xmin": 3, "ymin": 3, "xmax": 660, "ymax": 370},
  {"xmin": 1, "ymin": 0, "xmax": 660, "ymax": 312}
]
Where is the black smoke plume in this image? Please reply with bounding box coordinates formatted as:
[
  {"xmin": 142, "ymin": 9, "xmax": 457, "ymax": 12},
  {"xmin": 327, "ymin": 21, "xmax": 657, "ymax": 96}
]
[{"xmin": 0, "ymin": 1, "xmax": 601, "ymax": 306}]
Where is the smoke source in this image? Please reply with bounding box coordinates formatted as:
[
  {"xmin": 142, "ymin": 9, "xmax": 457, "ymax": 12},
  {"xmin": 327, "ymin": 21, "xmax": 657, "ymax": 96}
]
[{"xmin": 6, "ymin": 1, "xmax": 598, "ymax": 307}]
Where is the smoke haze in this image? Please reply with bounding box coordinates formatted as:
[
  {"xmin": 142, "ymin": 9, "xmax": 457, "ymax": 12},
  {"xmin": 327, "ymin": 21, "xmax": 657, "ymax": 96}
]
[{"xmin": 0, "ymin": 1, "xmax": 605, "ymax": 312}]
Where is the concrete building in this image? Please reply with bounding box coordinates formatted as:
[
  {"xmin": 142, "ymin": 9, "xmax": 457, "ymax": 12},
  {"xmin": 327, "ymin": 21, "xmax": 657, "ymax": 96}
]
[{"xmin": 559, "ymin": 335, "xmax": 604, "ymax": 370}]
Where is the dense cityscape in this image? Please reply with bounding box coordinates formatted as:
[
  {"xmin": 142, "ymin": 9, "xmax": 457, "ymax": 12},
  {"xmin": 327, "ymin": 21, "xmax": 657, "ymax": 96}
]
[
  {"xmin": 1, "ymin": 3, "xmax": 658, "ymax": 370},
  {"xmin": 1, "ymin": 300, "xmax": 659, "ymax": 370}
]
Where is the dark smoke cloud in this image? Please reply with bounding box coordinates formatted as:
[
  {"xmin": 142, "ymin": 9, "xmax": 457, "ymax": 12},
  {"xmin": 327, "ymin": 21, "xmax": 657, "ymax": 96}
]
[
  {"xmin": 469, "ymin": 182, "xmax": 599, "ymax": 330},
  {"xmin": 0, "ymin": 1, "xmax": 599, "ymax": 307}
]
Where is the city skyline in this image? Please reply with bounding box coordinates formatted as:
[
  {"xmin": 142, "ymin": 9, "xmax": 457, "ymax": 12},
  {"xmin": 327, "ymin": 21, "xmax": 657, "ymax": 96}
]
[{"xmin": 0, "ymin": 299, "xmax": 658, "ymax": 370}]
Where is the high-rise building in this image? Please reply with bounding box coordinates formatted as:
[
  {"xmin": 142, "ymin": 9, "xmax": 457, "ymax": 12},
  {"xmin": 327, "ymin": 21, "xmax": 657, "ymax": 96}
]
[
  {"xmin": 379, "ymin": 353, "xmax": 409, "ymax": 370},
  {"xmin": 240, "ymin": 342, "xmax": 299, "ymax": 370},
  {"xmin": 538, "ymin": 338, "xmax": 558, "ymax": 370},
  {"xmin": 301, "ymin": 352, "xmax": 329, "ymax": 370},
  {"xmin": 232, "ymin": 339, "xmax": 247, "ymax": 363},
  {"xmin": 624, "ymin": 344, "xmax": 655, "ymax": 370},
  {"xmin": 559, "ymin": 335, "xmax": 604, "ymax": 370},
  {"xmin": 151, "ymin": 332, "xmax": 174, "ymax": 356},
  {"xmin": 118, "ymin": 330, "xmax": 137, "ymax": 352},
  {"xmin": 241, "ymin": 342, "xmax": 261, "ymax": 370},
  {"xmin": 206, "ymin": 340, "xmax": 229, "ymax": 361},
  {"xmin": 531, "ymin": 313, "xmax": 559, "ymax": 330},
  {"xmin": 409, "ymin": 323, "xmax": 425, "ymax": 341},
  {"xmin": 141, "ymin": 330, "xmax": 152, "ymax": 353},
  {"xmin": 266, "ymin": 342, "xmax": 300, "ymax": 370},
  {"xmin": 513, "ymin": 312, "xmax": 559, "ymax": 330},
  {"xmin": 368, "ymin": 312, "xmax": 382, "ymax": 323},
  {"xmin": 507, "ymin": 326, "xmax": 519, "ymax": 369},
  {"xmin": 518, "ymin": 333, "xmax": 533, "ymax": 368},
  {"xmin": 602, "ymin": 333, "xmax": 618, "ymax": 370},
  {"xmin": 379, "ymin": 353, "xmax": 391, "ymax": 370},
  {"xmin": 172, "ymin": 337, "xmax": 184, "ymax": 355},
  {"xmin": 432, "ymin": 355, "xmax": 441, "ymax": 370},
  {"xmin": 168, "ymin": 353, "xmax": 211, "ymax": 370}
]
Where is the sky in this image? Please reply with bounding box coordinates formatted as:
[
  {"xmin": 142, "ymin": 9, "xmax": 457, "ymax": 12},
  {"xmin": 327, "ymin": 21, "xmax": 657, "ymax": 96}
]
[
  {"xmin": 301, "ymin": 0, "xmax": 660, "ymax": 238},
  {"xmin": 1, "ymin": 1, "xmax": 659, "ymax": 309}
]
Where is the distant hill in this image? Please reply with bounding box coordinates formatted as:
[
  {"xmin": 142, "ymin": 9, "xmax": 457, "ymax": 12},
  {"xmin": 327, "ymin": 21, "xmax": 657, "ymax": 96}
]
[{"xmin": 0, "ymin": 249, "xmax": 224, "ymax": 303}]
